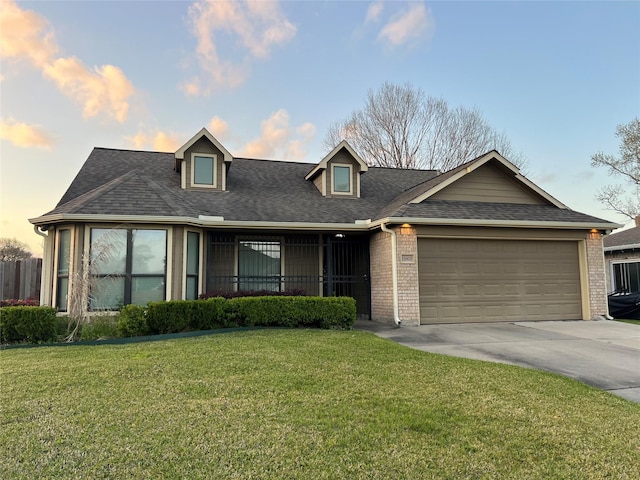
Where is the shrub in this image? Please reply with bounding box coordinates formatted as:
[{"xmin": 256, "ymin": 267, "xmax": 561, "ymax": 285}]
[
  {"xmin": 227, "ymin": 296, "xmax": 356, "ymax": 329},
  {"xmin": 117, "ymin": 305, "xmax": 149, "ymax": 337},
  {"xmin": 146, "ymin": 298, "xmax": 230, "ymax": 334},
  {"xmin": 0, "ymin": 306, "xmax": 57, "ymax": 343},
  {"xmin": 80, "ymin": 316, "xmax": 119, "ymax": 340},
  {"xmin": 0, "ymin": 298, "xmax": 40, "ymax": 307}
]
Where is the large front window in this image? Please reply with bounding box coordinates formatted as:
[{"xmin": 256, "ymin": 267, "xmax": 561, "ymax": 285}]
[
  {"xmin": 238, "ymin": 240, "xmax": 281, "ymax": 291},
  {"xmin": 90, "ymin": 228, "xmax": 167, "ymax": 310}
]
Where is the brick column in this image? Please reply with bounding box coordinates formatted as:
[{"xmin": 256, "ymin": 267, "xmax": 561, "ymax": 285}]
[
  {"xmin": 370, "ymin": 230, "xmax": 394, "ymax": 322},
  {"xmin": 395, "ymin": 225, "xmax": 420, "ymax": 325},
  {"xmin": 585, "ymin": 232, "xmax": 608, "ymax": 318}
]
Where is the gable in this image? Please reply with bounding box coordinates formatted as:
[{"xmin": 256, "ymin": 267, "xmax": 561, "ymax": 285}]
[
  {"xmin": 306, "ymin": 141, "xmax": 368, "ymax": 198},
  {"xmin": 429, "ymin": 160, "xmax": 550, "ymax": 205}
]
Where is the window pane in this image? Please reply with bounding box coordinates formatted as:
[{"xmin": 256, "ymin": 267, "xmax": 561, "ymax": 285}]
[
  {"xmin": 186, "ymin": 277, "xmax": 197, "ymax": 300},
  {"xmin": 194, "ymin": 156, "xmax": 214, "ymax": 185},
  {"xmin": 238, "ymin": 240, "xmax": 280, "ymax": 291},
  {"xmin": 57, "ymin": 277, "xmax": 69, "ymax": 311},
  {"xmin": 91, "ymin": 229, "xmax": 126, "ymax": 275},
  {"xmin": 58, "ymin": 230, "xmax": 71, "ymax": 274},
  {"xmin": 630, "ymin": 263, "xmax": 640, "ymax": 293},
  {"xmin": 333, "ymin": 166, "xmax": 350, "ymax": 192},
  {"xmin": 132, "ymin": 230, "xmax": 166, "ymax": 274},
  {"xmin": 91, "ymin": 277, "xmax": 125, "ymax": 310},
  {"xmin": 187, "ymin": 232, "xmax": 199, "ymax": 275},
  {"xmin": 131, "ymin": 277, "xmax": 165, "ymax": 305}
]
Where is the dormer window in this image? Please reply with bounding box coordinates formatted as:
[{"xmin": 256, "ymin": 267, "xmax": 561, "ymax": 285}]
[
  {"xmin": 192, "ymin": 153, "xmax": 216, "ymax": 188},
  {"xmin": 332, "ymin": 164, "xmax": 352, "ymax": 194}
]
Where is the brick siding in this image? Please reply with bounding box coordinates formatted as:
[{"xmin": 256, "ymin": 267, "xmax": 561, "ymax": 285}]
[{"xmin": 586, "ymin": 233, "xmax": 609, "ymax": 318}]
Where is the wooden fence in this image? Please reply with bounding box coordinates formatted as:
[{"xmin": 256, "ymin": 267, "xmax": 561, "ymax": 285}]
[{"xmin": 0, "ymin": 259, "xmax": 42, "ymax": 301}]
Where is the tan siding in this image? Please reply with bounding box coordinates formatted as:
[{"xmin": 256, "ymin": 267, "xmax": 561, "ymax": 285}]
[
  {"xmin": 430, "ymin": 162, "xmax": 547, "ymax": 204},
  {"xmin": 313, "ymin": 173, "xmax": 324, "ymax": 196},
  {"xmin": 171, "ymin": 226, "xmax": 184, "ymax": 300}
]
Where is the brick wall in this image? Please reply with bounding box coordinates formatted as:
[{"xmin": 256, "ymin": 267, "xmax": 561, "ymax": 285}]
[
  {"xmin": 370, "ymin": 230, "xmax": 394, "ymax": 322},
  {"xmin": 586, "ymin": 233, "xmax": 608, "ymax": 318},
  {"xmin": 395, "ymin": 225, "xmax": 420, "ymax": 325}
]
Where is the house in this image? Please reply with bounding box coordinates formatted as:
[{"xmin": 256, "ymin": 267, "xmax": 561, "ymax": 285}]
[
  {"xmin": 30, "ymin": 128, "xmax": 621, "ymax": 325},
  {"xmin": 604, "ymin": 218, "xmax": 640, "ymax": 294}
]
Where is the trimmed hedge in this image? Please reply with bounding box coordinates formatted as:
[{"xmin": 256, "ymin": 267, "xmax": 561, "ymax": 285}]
[
  {"xmin": 0, "ymin": 306, "xmax": 57, "ymax": 343},
  {"xmin": 2, "ymin": 296, "xmax": 356, "ymax": 343},
  {"xmin": 117, "ymin": 305, "xmax": 149, "ymax": 338},
  {"xmin": 141, "ymin": 296, "xmax": 355, "ymax": 335},
  {"xmin": 145, "ymin": 298, "xmax": 229, "ymax": 335},
  {"xmin": 227, "ymin": 296, "xmax": 356, "ymax": 329}
]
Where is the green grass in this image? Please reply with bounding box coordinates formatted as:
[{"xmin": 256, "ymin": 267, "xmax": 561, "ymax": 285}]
[
  {"xmin": 2, "ymin": 330, "xmax": 639, "ymax": 479},
  {"xmin": 616, "ymin": 318, "xmax": 640, "ymax": 325}
]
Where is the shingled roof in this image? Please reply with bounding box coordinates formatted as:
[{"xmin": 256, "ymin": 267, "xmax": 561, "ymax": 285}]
[
  {"xmin": 31, "ymin": 146, "xmax": 618, "ymax": 230},
  {"xmin": 604, "ymin": 224, "xmax": 640, "ymax": 251}
]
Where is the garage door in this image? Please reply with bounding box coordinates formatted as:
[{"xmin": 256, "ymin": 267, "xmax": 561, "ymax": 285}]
[{"xmin": 418, "ymin": 238, "xmax": 582, "ymax": 324}]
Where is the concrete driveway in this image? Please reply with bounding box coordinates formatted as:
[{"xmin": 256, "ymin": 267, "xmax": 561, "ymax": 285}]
[{"xmin": 355, "ymin": 319, "xmax": 640, "ymax": 403}]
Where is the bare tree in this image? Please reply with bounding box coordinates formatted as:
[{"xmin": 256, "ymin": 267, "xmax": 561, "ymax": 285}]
[
  {"xmin": 0, "ymin": 237, "xmax": 33, "ymax": 261},
  {"xmin": 591, "ymin": 118, "xmax": 640, "ymax": 220},
  {"xmin": 324, "ymin": 82, "xmax": 526, "ymax": 172}
]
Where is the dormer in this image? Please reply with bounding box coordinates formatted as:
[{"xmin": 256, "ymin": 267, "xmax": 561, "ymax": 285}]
[
  {"xmin": 305, "ymin": 140, "xmax": 368, "ymax": 198},
  {"xmin": 175, "ymin": 128, "xmax": 233, "ymax": 191}
]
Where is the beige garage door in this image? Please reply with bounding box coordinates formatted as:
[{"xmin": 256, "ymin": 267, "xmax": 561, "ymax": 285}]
[{"xmin": 418, "ymin": 238, "xmax": 582, "ymax": 324}]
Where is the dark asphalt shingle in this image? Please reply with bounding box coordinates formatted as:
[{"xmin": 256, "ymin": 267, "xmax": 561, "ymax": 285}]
[{"xmin": 36, "ymin": 147, "xmax": 614, "ymax": 227}]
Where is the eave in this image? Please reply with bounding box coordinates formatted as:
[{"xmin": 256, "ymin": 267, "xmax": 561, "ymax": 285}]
[{"xmin": 30, "ymin": 213, "xmax": 622, "ymax": 233}]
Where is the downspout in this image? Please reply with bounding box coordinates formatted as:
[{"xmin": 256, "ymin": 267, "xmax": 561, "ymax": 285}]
[{"xmin": 380, "ymin": 223, "xmax": 401, "ymax": 326}]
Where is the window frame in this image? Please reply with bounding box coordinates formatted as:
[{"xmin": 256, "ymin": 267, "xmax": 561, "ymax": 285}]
[
  {"xmin": 184, "ymin": 230, "xmax": 202, "ymax": 300},
  {"xmin": 55, "ymin": 228, "xmax": 72, "ymax": 312},
  {"xmin": 191, "ymin": 153, "xmax": 217, "ymax": 188},
  {"xmin": 236, "ymin": 236, "xmax": 284, "ymax": 292},
  {"xmin": 88, "ymin": 227, "xmax": 168, "ymax": 310},
  {"xmin": 331, "ymin": 163, "xmax": 353, "ymax": 195},
  {"xmin": 610, "ymin": 260, "xmax": 640, "ymax": 294}
]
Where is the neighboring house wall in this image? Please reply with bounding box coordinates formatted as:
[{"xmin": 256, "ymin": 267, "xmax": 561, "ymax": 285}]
[
  {"xmin": 370, "ymin": 230, "xmax": 394, "ymax": 322},
  {"xmin": 604, "ymin": 251, "xmax": 640, "ymax": 293}
]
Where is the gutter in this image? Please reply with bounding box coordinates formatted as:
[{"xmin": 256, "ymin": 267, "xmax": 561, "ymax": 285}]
[
  {"xmin": 380, "ymin": 223, "xmax": 401, "ymax": 326},
  {"xmin": 603, "ymin": 243, "xmax": 640, "ymax": 252}
]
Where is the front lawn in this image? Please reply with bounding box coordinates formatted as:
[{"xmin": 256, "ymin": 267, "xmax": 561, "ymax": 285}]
[{"xmin": 2, "ymin": 330, "xmax": 639, "ymax": 479}]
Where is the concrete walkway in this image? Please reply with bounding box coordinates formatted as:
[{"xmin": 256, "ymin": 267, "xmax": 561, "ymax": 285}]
[{"xmin": 355, "ymin": 319, "xmax": 640, "ymax": 403}]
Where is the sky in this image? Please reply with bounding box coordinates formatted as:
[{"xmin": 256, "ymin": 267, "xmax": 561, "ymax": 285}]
[{"xmin": 1, "ymin": 0, "xmax": 639, "ymax": 256}]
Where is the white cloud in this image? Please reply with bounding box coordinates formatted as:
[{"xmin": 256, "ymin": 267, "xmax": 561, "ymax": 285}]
[
  {"xmin": 365, "ymin": 1, "xmax": 384, "ymax": 24},
  {"xmin": 378, "ymin": 2, "xmax": 435, "ymax": 48},
  {"xmin": 183, "ymin": 0, "xmax": 296, "ymax": 95},
  {"xmin": 0, "ymin": 119, "xmax": 54, "ymax": 149},
  {"xmin": 0, "ymin": 0, "xmax": 134, "ymax": 123},
  {"xmin": 240, "ymin": 110, "xmax": 315, "ymax": 160},
  {"xmin": 208, "ymin": 116, "xmax": 230, "ymax": 141},
  {"xmin": 43, "ymin": 58, "xmax": 133, "ymax": 123},
  {"xmin": 127, "ymin": 130, "xmax": 181, "ymax": 152}
]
